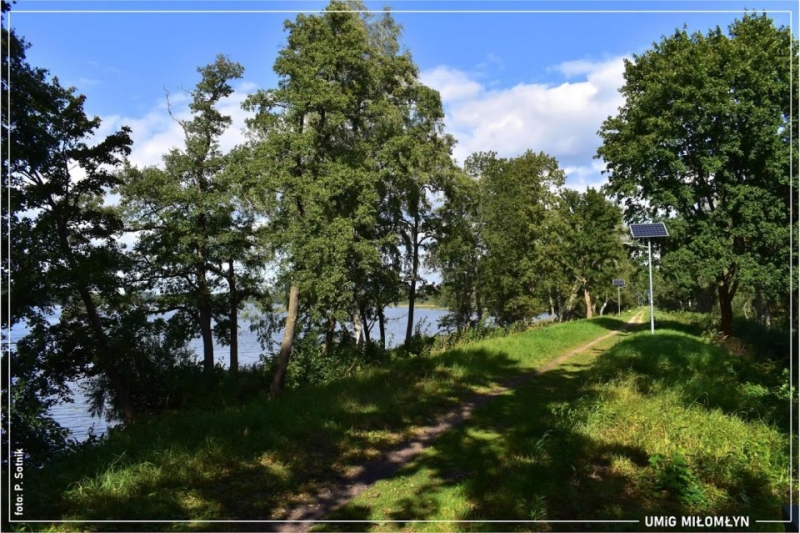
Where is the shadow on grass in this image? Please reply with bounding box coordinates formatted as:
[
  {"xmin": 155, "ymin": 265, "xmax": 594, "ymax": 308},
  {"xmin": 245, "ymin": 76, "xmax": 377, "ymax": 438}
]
[
  {"xmin": 27, "ymin": 318, "xmax": 787, "ymax": 532},
  {"xmin": 591, "ymin": 332, "xmax": 792, "ymax": 431},
  {"xmin": 321, "ymin": 332, "xmax": 787, "ymax": 532},
  {"xmin": 586, "ymin": 315, "xmax": 651, "ymax": 337},
  {"xmin": 25, "ymin": 346, "xmax": 525, "ymax": 529}
]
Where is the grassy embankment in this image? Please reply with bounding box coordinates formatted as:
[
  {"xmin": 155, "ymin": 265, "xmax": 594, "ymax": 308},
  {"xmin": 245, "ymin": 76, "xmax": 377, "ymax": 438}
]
[
  {"xmin": 317, "ymin": 311, "xmax": 795, "ymax": 532},
  {"xmin": 25, "ymin": 311, "xmax": 638, "ymax": 531}
]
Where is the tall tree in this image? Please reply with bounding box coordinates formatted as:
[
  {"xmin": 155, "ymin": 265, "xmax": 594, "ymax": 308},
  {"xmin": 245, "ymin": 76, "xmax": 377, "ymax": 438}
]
[
  {"xmin": 375, "ymin": 75, "xmax": 454, "ymax": 348},
  {"xmin": 598, "ymin": 13, "xmax": 797, "ymax": 334},
  {"xmin": 555, "ymin": 188, "xmax": 627, "ymax": 319},
  {"xmin": 122, "ymin": 55, "xmax": 247, "ymax": 373},
  {"xmin": 245, "ymin": 1, "xmax": 451, "ymax": 392},
  {"xmin": 245, "ymin": 3, "xmax": 391, "ymax": 395},
  {"xmin": 428, "ymin": 169, "xmax": 483, "ymax": 332},
  {"xmin": 2, "ymin": 4, "xmax": 138, "ymax": 425},
  {"xmin": 469, "ymin": 150, "xmax": 565, "ymax": 326}
]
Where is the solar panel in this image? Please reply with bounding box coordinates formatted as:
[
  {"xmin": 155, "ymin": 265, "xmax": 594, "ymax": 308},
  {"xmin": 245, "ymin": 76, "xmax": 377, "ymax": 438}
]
[
  {"xmin": 630, "ymin": 222, "xmax": 669, "ymax": 239},
  {"xmin": 612, "ymin": 279, "xmax": 625, "ymax": 287}
]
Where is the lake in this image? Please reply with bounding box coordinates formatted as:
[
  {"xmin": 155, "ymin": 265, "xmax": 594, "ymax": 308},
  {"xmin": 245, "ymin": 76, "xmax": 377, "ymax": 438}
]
[{"xmin": 6, "ymin": 305, "xmax": 450, "ymax": 441}]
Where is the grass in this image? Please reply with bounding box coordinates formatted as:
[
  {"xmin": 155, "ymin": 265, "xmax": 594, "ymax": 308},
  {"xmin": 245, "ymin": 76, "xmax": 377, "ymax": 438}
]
[
  {"xmin": 315, "ymin": 311, "xmax": 794, "ymax": 532},
  {"xmin": 23, "ymin": 311, "xmax": 638, "ymax": 531}
]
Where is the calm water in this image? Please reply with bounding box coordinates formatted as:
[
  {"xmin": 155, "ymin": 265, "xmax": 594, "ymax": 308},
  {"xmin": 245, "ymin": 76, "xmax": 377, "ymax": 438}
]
[{"xmin": 6, "ymin": 305, "xmax": 448, "ymax": 441}]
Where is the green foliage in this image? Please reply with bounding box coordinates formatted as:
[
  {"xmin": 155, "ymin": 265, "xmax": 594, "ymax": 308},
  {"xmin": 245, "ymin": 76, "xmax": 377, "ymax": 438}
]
[
  {"xmin": 427, "ymin": 171, "xmax": 483, "ymax": 333},
  {"xmin": 0, "ymin": 1, "xmax": 160, "ymax": 459},
  {"xmin": 649, "ymin": 452, "xmax": 707, "ymax": 506},
  {"xmin": 121, "ymin": 55, "xmax": 262, "ymax": 374},
  {"xmin": 242, "ymin": 1, "xmax": 455, "ymax": 393},
  {"xmin": 282, "ymin": 335, "xmax": 391, "ymax": 390},
  {"xmin": 599, "ymin": 13, "xmax": 798, "ymax": 334},
  {"xmin": 466, "ymin": 150, "xmax": 565, "ymax": 326},
  {"xmin": 550, "ymin": 188, "xmax": 627, "ymax": 319},
  {"xmin": 434, "ymin": 151, "xmax": 631, "ymax": 329}
]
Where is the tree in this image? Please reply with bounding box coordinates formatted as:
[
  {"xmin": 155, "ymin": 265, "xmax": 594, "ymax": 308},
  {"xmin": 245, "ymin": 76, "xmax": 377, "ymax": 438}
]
[
  {"xmin": 374, "ymin": 72, "xmax": 455, "ymax": 349},
  {"xmin": 245, "ymin": 2, "xmax": 393, "ymax": 395},
  {"xmin": 469, "ymin": 150, "xmax": 565, "ymax": 326},
  {"xmin": 244, "ymin": 1, "xmax": 451, "ymax": 393},
  {"xmin": 2, "ymin": 2, "xmax": 138, "ymax": 434},
  {"xmin": 598, "ymin": 13, "xmax": 797, "ymax": 335},
  {"xmin": 122, "ymin": 55, "xmax": 249, "ymax": 373},
  {"xmin": 555, "ymin": 188, "xmax": 627, "ymax": 319},
  {"xmin": 428, "ymin": 170, "xmax": 483, "ymax": 332}
]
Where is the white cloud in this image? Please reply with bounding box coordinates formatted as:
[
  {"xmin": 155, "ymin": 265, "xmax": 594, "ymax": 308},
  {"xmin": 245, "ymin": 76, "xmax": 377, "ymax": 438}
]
[
  {"xmin": 562, "ymin": 160, "xmax": 609, "ymax": 193},
  {"xmin": 421, "ymin": 56, "xmax": 628, "ymax": 190},
  {"xmin": 96, "ymin": 80, "xmax": 256, "ymax": 170},
  {"xmin": 420, "ymin": 66, "xmax": 483, "ymax": 102}
]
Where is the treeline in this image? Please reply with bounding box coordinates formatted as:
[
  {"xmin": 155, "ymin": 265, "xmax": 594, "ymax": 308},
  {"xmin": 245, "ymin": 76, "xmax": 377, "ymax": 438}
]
[
  {"xmin": 2, "ymin": 1, "xmax": 795, "ymax": 467},
  {"xmin": 0, "ymin": 1, "xmax": 631, "ymax": 464}
]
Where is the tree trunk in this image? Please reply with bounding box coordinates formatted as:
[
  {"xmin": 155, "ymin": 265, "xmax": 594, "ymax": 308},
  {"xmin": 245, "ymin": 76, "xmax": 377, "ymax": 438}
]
[
  {"xmin": 77, "ymin": 286, "xmax": 136, "ymax": 424},
  {"xmin": 199, "ymin": 304, "xmax": 215, "ymax": 372},
  {"xmin": 717, "ymin": 281, "xmax": 734, "ymax": 336},
  {"xmin": 599, "ymin": 295, "xmax": 609, "ymax": 316},
  {"xmin": 228, "ymin": 259, "xmax": 238, "ymax": 374},
  {"xmin": 584, "ymin": 286, "xmax": 593, "ymax": 319},
  {"xmin": 323, "ymin": 315, "xmax": 336, "ymax": 355},
  {"xmin": 271, "ymin": 284, "xmax": 300, "ymax": 398},
  {"xmin": 476, "ymin": 287, "xmax": 483, "ymax": 322},
  {"xmin": 755, "ymin": 289, "xmax": 768, "ymax": 325},
  {"xmin": 352, "ymin": 311, "xmax": 364, "ymax": 347},
  {"xmin": 360, "ymin": 306, "xmax": 371, "ymax": 346},
  {"xmin": 405, "ymin": 237, "xmax": 420, "ymax": 347},
  {"xmin": 378, "ymin": 307, "xmax": 386, "ymax": 349},
  {"xmin": 196, "ymin": 253, "xmax": 215, "ymax": 372},
  {"xmin": 56, "ymin": 221, "xmax": 135, "ymax": 423},
  {"xmin": 565, "ymin": 280, "xmax": 581, "ymax": 320}
]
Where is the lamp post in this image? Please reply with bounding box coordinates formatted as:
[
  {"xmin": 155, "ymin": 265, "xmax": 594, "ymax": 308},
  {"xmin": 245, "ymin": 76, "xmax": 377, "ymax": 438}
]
[{"xmin": 629, "ymin": 223, "xmax": 669, "ymax": 335}]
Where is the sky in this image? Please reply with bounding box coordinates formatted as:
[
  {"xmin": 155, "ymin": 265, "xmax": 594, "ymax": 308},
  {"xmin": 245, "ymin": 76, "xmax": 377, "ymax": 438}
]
[{"xmin": 6, "ymin": 0, "xmax": 799, "ymax": 192}]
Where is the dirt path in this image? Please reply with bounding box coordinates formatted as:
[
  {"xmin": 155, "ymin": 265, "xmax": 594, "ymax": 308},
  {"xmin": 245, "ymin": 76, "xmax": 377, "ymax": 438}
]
[{"xmin": 273, "ymin": 312, "xmax": 645, "ymax": 532}]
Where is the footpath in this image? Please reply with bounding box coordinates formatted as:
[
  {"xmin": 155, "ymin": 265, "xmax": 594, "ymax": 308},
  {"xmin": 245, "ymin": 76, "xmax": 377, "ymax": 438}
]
[{"xmin": 274, "ymin": 312, "xmax": 645, "ymax": 532}]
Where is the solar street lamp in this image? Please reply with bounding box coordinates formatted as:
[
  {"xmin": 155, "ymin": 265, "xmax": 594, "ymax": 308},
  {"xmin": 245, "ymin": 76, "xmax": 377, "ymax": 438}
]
[
  {"xmin": 612, "ymin": 279, "xmax": 625, "ymax": 316},
  {"xmin": 630, "ymin": 223, "xmax": 669, "ymax": 335}
]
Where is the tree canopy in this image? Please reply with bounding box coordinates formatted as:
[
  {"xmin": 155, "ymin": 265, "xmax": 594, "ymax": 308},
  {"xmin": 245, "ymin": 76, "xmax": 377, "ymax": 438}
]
[{"xmin": 598, "ymin": 13, "xmax": 797, "ymax": 334}]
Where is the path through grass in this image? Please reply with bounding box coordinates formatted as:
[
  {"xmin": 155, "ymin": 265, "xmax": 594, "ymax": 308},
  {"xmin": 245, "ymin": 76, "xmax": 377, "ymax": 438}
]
[
  {"xmin": 25, "ymin": 312, "xmax": 638, "ymax": 531},
  {"xmin": 316, "ymin": 314, "xmax": 793, "ymax": 532}
]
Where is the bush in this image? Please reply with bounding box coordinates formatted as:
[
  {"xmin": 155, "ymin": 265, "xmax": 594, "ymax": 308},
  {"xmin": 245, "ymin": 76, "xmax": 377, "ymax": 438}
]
[
  {"xmin": 281, "ymin": 335, "xmax": 391, "ymax": 390},
  {"xmin": 649, "ymin": 452, "xmax": 707, "ymax": 507}
]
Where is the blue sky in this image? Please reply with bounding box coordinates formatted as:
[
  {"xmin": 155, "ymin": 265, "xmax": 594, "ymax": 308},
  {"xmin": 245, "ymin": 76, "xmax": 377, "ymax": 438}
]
[{"xmin": 7, "ymin": 0, "xmax": 798, "ymax": 190}]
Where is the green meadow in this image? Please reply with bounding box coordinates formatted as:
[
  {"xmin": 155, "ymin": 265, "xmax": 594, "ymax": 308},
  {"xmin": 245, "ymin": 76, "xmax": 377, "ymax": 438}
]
[
  {"xmin": 25, "ymin": 313, "xmax": 637, "ymax": 531},
  {"xmin": 317, "ymin": 312, "xmax": 794, "ymax": 532}
]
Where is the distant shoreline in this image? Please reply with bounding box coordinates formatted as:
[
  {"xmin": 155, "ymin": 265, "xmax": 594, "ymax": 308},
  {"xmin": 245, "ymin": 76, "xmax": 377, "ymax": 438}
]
[
  {"xmin": 271, "ymin": 303, "xmax": 451, "ymax": 312},
  {"xmin": 390, "ymin": 302, "xmax": 449, "ymax": 311}
]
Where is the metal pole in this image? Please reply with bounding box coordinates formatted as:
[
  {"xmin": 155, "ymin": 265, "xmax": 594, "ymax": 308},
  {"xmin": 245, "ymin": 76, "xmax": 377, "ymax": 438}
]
[
  {"xmin": 617, "ymin": 286, "xmax": 621, "ymax": 316},
  {"xmin": 648, "ymin": 238, "xmax": 655, "ymax": 334}
]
